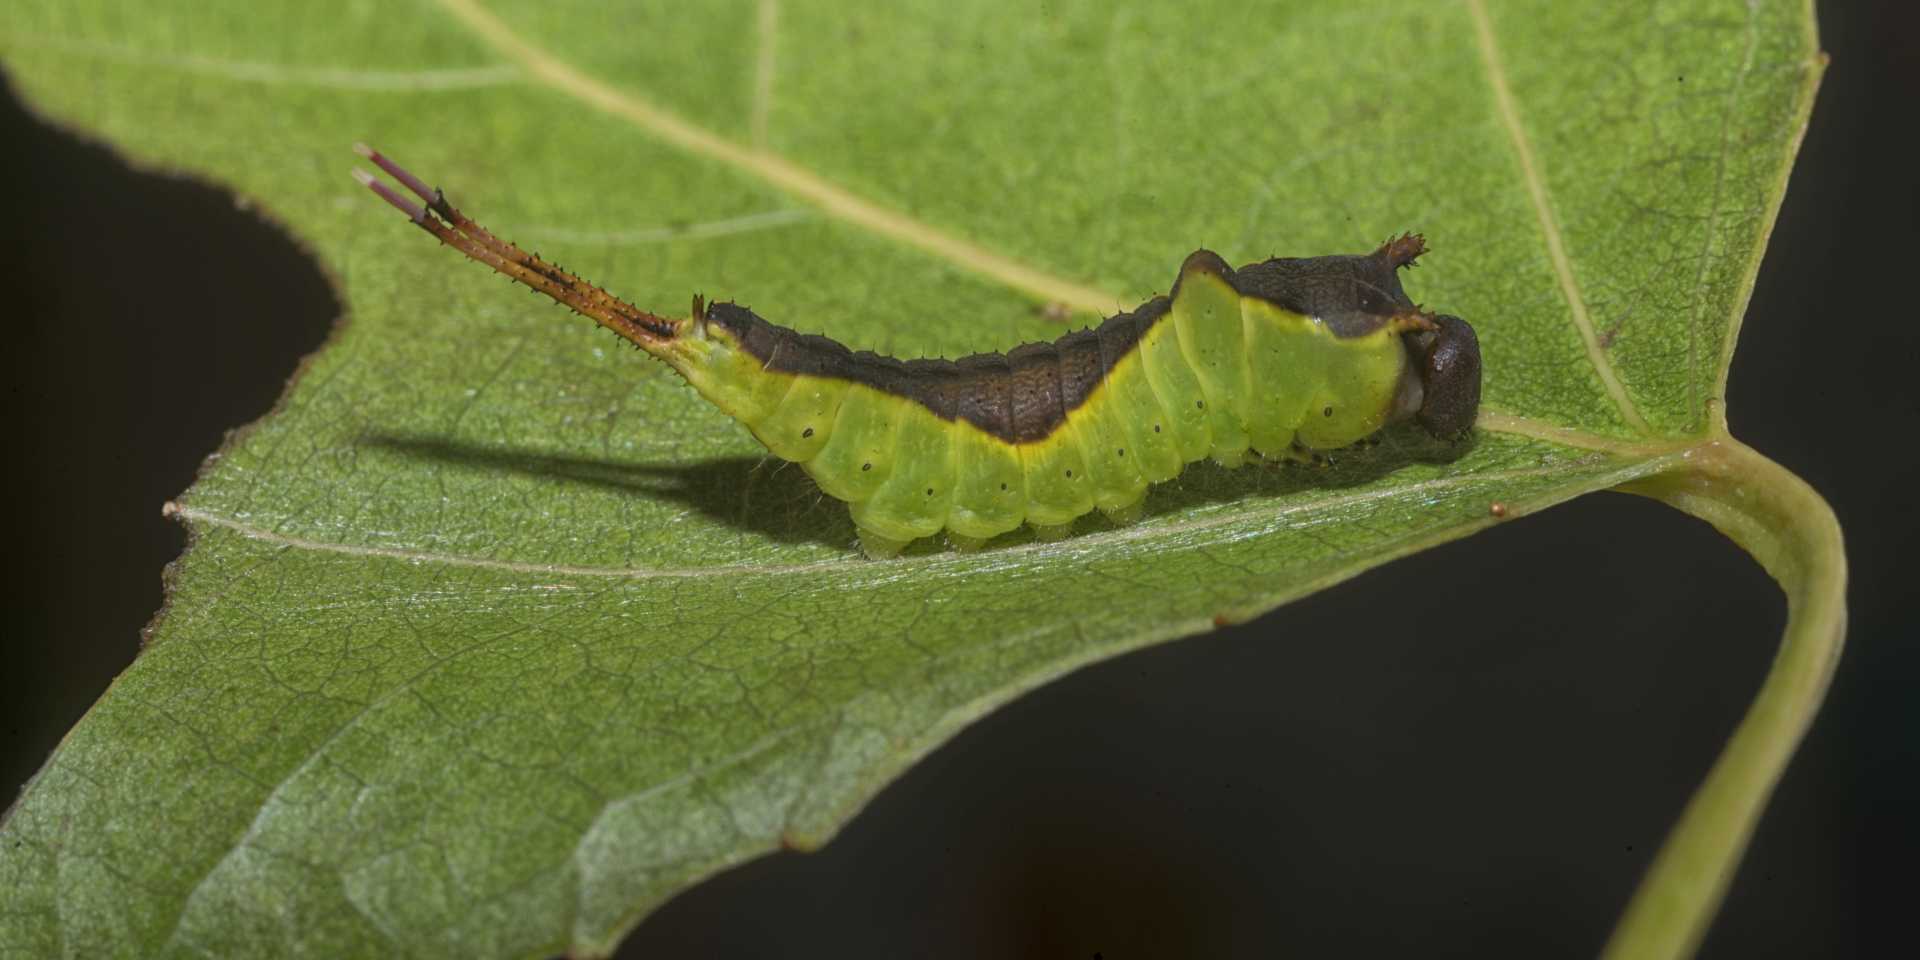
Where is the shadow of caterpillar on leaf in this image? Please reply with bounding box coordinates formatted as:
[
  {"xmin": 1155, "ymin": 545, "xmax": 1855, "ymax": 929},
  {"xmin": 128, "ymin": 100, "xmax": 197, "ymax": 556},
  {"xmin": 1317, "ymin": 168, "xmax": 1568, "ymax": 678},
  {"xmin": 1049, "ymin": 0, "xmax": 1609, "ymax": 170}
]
[{"xmin": 366, "ymin": 425, "xmax": 1474, "ymax": 556}]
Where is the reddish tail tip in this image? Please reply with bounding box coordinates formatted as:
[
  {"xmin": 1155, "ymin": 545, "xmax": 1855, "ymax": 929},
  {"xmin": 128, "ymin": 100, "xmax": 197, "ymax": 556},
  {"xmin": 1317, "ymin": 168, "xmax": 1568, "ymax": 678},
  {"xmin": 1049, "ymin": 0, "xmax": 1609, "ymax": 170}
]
[{"xmin": 353, "ymin": 166, "xmax": 428, "ymax": 223}]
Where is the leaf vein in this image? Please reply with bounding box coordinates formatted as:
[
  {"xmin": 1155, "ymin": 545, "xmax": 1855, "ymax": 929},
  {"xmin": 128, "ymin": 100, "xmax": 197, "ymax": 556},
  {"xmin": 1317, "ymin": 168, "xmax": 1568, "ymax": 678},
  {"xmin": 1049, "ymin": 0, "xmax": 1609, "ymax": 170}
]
[
  {"xmin": 164, "ymin": 455, "xmax": 1642, "ymax": 582},
  {"xmin": 750, "ymin": 0, "xmax": 779, "ymax": 149},
  {"xmin": 1464, "ymin": 0, "xmax": 1653, "ymax": 434},
  {"xmin": 428, "ymin": 0, "xmax": 1122, "ymax": 315},
  {"xmin": 521, "ymin": 207, "xmax": 811, "ymax": 246},
  {"xmin": 155, "ymin": 570, "xmax": 582, "ymax": 955},
  {"xmin": 1, "ymin": 34, "xmax": 521, "ymax": 91},
  {"xmin": 1686, "ymin": 0, "xmax": 1763, "ymax": 429}
]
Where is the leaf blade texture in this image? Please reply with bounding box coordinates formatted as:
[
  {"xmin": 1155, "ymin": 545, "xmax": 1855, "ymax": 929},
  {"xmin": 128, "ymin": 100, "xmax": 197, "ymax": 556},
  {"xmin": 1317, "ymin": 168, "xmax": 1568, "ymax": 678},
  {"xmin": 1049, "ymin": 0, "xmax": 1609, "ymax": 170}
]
[{"xmin": 0, "ymin": 0, "xmax": 1820, "ymax": 955}]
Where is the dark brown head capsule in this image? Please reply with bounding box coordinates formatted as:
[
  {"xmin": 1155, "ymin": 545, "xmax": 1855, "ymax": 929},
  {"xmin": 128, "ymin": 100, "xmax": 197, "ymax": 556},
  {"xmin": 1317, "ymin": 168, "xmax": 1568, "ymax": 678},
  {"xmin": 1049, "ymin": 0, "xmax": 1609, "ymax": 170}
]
[{"xmin": 1409, "ymin": 314, "xmax": 1481, "ymax": 439}]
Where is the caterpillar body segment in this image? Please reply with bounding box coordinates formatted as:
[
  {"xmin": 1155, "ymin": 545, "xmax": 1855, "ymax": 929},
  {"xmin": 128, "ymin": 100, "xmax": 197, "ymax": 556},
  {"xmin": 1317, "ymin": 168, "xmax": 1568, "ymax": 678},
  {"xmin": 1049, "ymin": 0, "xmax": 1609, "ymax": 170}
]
[{"xmin": 355, "ymin": 147, "xmax": 1482, "ymax": 558}]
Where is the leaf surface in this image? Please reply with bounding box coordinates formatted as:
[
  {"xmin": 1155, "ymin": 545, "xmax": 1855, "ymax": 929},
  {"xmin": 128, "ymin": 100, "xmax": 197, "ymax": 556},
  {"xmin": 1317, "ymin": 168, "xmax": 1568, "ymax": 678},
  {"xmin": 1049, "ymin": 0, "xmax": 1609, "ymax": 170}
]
[{"xmin": 0, "ymin": 1, "xmax": 1819, "ymax": 956}]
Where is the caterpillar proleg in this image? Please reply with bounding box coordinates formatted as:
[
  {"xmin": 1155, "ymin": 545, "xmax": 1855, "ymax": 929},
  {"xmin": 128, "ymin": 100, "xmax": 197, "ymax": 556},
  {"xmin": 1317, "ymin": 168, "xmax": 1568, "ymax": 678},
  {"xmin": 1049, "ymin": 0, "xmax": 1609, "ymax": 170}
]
[{"xmin": 354, "ymin": 146, "xmax": 1482, "ymax": 558}]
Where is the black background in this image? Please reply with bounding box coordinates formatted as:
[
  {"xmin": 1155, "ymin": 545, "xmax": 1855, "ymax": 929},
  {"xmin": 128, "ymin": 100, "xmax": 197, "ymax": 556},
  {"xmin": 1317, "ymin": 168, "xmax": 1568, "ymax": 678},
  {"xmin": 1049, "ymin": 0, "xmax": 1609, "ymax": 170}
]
[{"xmin": 3, "ymin": 3, "xmax": 1913, "ymax": 956}]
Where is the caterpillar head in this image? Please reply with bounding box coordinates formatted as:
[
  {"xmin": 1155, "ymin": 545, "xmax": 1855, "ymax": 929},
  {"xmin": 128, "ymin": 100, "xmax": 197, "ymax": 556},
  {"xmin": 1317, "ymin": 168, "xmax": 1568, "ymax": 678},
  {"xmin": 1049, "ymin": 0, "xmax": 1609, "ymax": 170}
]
[{"xmin": 1407, "ymin": 314, "xmax": 1481, "ymax": 439}]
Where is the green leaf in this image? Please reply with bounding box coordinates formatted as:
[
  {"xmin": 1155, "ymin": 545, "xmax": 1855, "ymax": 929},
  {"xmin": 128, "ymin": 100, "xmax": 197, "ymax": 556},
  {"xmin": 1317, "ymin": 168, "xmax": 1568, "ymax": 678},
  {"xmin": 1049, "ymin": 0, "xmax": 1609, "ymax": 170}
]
[{"xmin": 0, "ymin": 1, "xmax": 1832, "ymax": 958}]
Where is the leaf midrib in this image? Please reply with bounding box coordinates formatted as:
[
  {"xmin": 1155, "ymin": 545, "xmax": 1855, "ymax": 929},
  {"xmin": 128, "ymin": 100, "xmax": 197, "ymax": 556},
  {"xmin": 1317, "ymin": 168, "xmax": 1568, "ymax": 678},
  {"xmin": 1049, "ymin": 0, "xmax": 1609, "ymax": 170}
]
[{"xmin": 165, "ymin": 457, "xmax": 1660, "ymax": 578}]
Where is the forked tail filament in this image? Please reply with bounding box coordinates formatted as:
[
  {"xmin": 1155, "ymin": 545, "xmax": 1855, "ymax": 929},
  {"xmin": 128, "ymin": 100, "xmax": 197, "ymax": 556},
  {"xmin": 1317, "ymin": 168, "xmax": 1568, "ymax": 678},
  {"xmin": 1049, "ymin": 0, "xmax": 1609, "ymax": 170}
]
[{"xmin": 351, "ymin": 143, "xmax": 680, "ymax": 344}]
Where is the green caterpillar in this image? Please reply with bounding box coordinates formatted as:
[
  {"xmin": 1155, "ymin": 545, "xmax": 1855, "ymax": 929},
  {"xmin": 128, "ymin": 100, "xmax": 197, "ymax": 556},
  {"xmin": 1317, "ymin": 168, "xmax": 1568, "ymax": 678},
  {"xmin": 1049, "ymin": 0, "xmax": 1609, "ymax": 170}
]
[{"xmin": 354, "ymin": 145, "xmax": 1482, "ymax": 558}]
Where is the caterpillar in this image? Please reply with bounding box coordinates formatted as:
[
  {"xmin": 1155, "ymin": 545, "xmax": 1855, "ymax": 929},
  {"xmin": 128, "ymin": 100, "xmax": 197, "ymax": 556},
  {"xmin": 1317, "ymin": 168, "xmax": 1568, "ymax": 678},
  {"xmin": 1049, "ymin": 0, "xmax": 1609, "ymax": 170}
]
[{"xmin": 353, "ymin": 145, "xmax": 1481, "ymax": 558}]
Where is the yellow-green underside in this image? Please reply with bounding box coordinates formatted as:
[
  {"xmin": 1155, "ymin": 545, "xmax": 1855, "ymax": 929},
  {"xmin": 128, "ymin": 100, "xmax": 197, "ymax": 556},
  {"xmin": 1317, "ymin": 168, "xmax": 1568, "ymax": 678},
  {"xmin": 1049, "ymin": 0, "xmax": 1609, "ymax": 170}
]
[{"xmin": 673, "ymin": 271, "xmax": 1411, "ymax": 544}]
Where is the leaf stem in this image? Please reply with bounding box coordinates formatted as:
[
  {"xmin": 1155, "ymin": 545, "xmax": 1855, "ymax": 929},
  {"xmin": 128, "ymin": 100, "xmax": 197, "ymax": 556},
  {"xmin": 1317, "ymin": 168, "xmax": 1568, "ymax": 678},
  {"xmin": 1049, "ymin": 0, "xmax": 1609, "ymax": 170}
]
[{"xmin": 1604, "ymin": 435, "xmax": 1847, "ymax": 960}]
